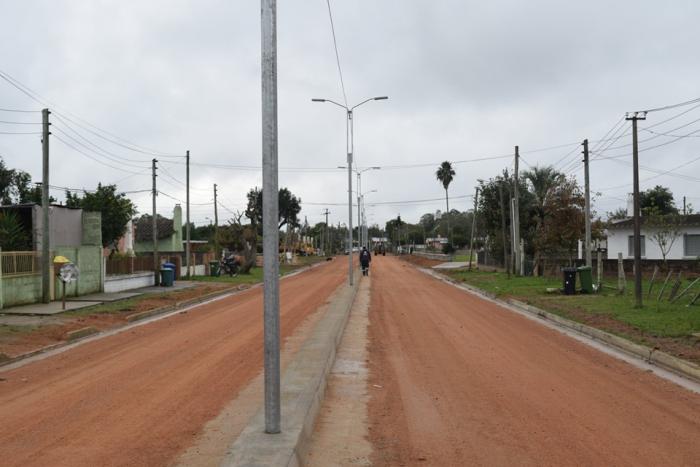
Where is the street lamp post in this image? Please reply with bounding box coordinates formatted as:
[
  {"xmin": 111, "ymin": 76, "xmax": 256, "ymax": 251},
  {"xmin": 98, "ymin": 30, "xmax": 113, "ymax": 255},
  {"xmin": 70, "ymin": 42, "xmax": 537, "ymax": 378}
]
[
  {"xmin": 312, "ymin": 96, "xmax": 388, "ymax": 286},
  {"xmin": 360, "ymin": 189, "xmax": 377, "ymax": 248}
]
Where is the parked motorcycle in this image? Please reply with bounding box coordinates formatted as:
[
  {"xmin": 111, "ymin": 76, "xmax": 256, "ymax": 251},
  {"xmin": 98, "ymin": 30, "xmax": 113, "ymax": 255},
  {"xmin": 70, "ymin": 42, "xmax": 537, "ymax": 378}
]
[{"xmin": 219, "ymin": 255, "xmax": 241, "ymax": 277}]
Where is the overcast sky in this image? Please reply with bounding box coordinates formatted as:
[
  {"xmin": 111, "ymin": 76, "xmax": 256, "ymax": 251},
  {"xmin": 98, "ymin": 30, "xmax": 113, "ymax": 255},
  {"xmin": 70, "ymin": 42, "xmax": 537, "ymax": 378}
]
[{"xmin": 1, "ymin": 0, "xmax": 699, "ymax": 229}]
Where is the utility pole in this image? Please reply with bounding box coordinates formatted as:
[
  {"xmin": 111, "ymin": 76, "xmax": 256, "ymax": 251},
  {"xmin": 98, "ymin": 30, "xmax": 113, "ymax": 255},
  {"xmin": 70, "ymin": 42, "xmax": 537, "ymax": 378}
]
[
  {"xmin": 626, "ymin": 112, "xmax": 646, "ymax": 308},
  {"xmin": 357, "ymin": 173, "xmax": 362, "ymax": 250},
  {"xmin": 683, "ymin": 196, "xmax": 687, "ymax": 215},
  {"xmin": 213, "ymin": 183, "xmax": 219, "ymax": 259},
  {"xmin": 322, "ymin": 209, "xmax": 330, "ymax": 254},
  {"xmin": 468, "ymin": 187, "xmax": 479, "ymax": 270},
  {"xmin": 185, "ymin": 150, "xmax": 191, "ymax": 278},
  {"xmin": 152, "ymin": 159, "xmax": 159, "ymax": 285},
  {"xmin": 499, "ymin": 183, "xmax": 510, "ymax": 279},
  {"xmin": 261, "ymin": 0, "xmax": 281, "ymax": 434},
  {"xmin": 41, "ymin": 108, "xmax": 50, "ymax": 303},
  {"xmin": 583, "ymin": 139, "xmax": 592, "ymax": 268},
  {"xmin": 513, "ymin": 146, "xmax": 521, "ymax": 275}
]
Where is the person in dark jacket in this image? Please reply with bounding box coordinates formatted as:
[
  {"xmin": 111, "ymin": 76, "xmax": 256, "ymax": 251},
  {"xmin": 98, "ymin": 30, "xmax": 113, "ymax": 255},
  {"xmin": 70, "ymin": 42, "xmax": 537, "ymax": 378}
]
[{"xmin": 360, "ymin": 246, "xmax": 372, "ymax": 276}]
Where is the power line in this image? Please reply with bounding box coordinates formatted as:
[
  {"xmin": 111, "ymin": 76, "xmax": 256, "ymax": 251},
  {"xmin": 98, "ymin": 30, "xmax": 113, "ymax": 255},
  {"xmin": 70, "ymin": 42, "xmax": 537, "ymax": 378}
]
[
  {"xmin": 324, "ymin": 0, "xmax": 348, "ymax": 108},
  {"xmin": 641, "ymin": 96, "xmax": 700, "ymax": 113},
  {"xmin": 52, "ymin": 133, "xmax": 147, "ymax": 175},
  {"xmin": 0, "ymin": 120, "xmax": 41, "ymax": 125},
  {"xmin": 51, "ymin": 125, "xmax": 151, "ymax": 170},
  {"xmin": 0, "ymin": 68, "xmax": 182, "ymax": 158},
  {"xmin": 0, "ymin": 107, "xmax": 40, "ymax": 113},
  {"xmin": 0, "ymin": 130, "xmax": 41, "ymax": 135}
]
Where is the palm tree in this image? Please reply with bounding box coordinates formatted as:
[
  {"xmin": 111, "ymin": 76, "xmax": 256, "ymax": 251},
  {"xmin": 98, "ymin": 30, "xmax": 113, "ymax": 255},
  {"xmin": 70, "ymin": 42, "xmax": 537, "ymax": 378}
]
[
  {"xmin": 436, "ymin": 161, "xmax": 455, "ymax": 244},
  {"xmin": 523, "ymin": 165, "xmax": 563, "ymax": 273}
]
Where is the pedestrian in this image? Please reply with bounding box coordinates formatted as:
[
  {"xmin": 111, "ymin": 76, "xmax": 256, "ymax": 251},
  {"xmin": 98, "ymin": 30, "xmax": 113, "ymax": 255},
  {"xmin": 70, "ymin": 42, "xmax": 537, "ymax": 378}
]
[{"xmin": 360, "ymin": 246, "xmax": 372, "ymax": 276}]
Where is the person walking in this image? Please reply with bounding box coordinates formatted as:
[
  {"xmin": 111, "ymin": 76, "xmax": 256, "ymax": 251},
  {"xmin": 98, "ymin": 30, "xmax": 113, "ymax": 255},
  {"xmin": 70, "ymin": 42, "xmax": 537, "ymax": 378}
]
[{"xmin": 360, "ymin": 246, "xmax": 372, "ymax": 276}]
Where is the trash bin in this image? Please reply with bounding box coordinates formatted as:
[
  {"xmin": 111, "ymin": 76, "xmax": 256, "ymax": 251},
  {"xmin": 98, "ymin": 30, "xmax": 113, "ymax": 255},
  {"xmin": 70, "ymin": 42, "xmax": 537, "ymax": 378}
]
[
  {"xmin": 160, "ymin": 268, "xmax": 174, "ymax": 287},
  {"xmin": 577, "ymin": 266, "xmax": 593, "ymax": 294},
  {"xmin": 209, "ymin": 261, "xmax": 220, "ymax": 277},
  {"xmin": 562, "ymin": 267, "xmax": 577, "ymax": 295},
  {"xmin": 163, "ymin": 262, "xmax": 176, "ymax": 281}
]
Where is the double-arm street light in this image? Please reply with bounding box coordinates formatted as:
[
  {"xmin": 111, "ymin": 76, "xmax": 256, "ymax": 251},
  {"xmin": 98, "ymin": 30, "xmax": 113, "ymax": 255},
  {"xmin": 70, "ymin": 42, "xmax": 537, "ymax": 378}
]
[
  {"xmin": 360, "ymin": 188, "xmax": 377, "ymax": 249},
  {"xmin": 339, "ymin": 165, "xmax": 381, "ymax": 251},
  {"xmin": 312, "ymin": 96, "xmax": 388, "ymax": 286}
]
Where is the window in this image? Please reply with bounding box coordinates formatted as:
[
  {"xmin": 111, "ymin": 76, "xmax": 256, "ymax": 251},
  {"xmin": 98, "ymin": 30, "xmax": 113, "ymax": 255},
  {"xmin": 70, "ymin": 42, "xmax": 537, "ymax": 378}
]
[
  {"xmin": 627, "ymin": 235, "xmax": 646, "ymax": 257},
  {"xmin": 685, "ymin": 234, "xmax": 700, "ymax": 257}
]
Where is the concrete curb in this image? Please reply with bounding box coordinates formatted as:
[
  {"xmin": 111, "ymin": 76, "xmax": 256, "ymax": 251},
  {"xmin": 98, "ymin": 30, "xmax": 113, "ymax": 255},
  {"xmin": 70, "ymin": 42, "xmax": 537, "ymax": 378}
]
[
  {"xmin": 221, "ymin": 275, "xmax": 360, "ymax": 467},
  {"xmin": 0, "ymin": 262, "xmax": 325, "ymax": 370},
  {"xmin": 419, "ymin": 267, "xmax": 700, "ymax": 385}
]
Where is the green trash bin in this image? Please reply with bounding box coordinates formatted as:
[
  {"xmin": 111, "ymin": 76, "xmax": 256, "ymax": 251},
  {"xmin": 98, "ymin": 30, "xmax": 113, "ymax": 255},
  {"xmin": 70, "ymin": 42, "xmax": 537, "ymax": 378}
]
[
  {"xmin": 577, "ymin": 266, "xmax": 593, "ymax": 294},
  {"xmin": 209, "ymin": 261, "xmax": 220, "ymax": 277},
  {"xmin": 160, "ymin": 268, "xmax": 174, "ymax": 287}
]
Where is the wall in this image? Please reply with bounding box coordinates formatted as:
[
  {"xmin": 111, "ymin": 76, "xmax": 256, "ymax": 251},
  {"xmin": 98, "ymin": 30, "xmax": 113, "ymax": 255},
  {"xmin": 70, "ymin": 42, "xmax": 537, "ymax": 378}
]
[
  {"xmin": 33, "ymin": 205, "xmax": 85, "ymax": 251},
  {"xmin": 104, "ymin": 272, "xmax": 154, "ymax": 293},
  {"xmin": 607, "ymin": 226, "xmax": 700, "ymax": 260},
  {"xmin": 133, "ymin": 205, "xmax": 184, "ymax": 253},
  {"xmin": 53, "ymin": 246, "xmax": 103, "ymax": 297},
  {"xmin": 1, "ymin": 274, "xmax": 42, "ymax": 308}
]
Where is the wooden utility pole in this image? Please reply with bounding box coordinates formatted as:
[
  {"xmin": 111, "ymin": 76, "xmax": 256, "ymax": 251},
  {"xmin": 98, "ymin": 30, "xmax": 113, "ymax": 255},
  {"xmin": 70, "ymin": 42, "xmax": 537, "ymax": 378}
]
[
  {"xmin": 683, "ymin": 196, "xmax": 687, "ymax": 215},
  {"xmin": 513, "ymin": 146, "xmax": 521, "ymax": 275},
  {"xmin": 583, "ymin": 139, "xmax": 592, "ymax": 267},
  {"xmin": 185, "ymin": 150, "xmax": 191, "ymax": 278},
  {"xmin": 499, "ymin": 183, "xmax": 510, "ymax": 278},
  {"xmin": 626, "ymin": 112, "xmax": 646, "ymax": 308},
  {"xmin": 213, "ymin": 183, "xmax": 219, "ymax": 259},
  {"xmin": 468, "ymin": 187, "xmax": 479, "ymax": 270},
  {"xmin": 41, "ymin": 108, "xmax": 51, "ymax": 303},
  {"xmin": 152, "ymin": 158, "xmax": 159, "ymax": 285}
]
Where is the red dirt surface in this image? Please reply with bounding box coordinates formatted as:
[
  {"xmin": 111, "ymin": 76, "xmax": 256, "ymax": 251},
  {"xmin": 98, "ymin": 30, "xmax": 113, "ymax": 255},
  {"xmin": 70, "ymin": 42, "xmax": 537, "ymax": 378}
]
[
  {"xmin": 0, "ymin": 283, "xmax": 234, "ymax": 358},
  {"xmin": 368, "ymin": 256, "xmax": 700, "ymax": 466},
  {"xmin": 0, "ymin": 259, "xmax": 345, "ymax": 467}
]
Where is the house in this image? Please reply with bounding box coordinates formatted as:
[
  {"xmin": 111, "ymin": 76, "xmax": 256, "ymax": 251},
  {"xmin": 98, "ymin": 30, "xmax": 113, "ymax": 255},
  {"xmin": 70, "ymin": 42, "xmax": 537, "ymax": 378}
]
[
  {"xmin": 0, "ymin": 203, "xmax": 103, "ymax": 307},
  {"xmin": 133, "ymin": 205, "xmax": 184, "ymax": 254},
  {"xmin": 606, "ymin": 214, "xmax": 700, "ymax": 260},
  {"xmin": 426, "ymin": 236, "xmax": 448, "ymax": 250}
]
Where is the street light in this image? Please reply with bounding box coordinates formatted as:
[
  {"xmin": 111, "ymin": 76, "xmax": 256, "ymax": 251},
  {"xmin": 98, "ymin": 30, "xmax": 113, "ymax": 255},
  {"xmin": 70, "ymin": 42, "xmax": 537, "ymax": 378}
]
[
  {"xmin": 312, "ymin": 95, "xmax": 388, "ymax": 286},
  {"xmin": 339, "ymin": 165, "xmax": 381, "ymax": 250},
  {"xmin": 360, "ymin": 189, "xmax": 377, "ymax": 248}
]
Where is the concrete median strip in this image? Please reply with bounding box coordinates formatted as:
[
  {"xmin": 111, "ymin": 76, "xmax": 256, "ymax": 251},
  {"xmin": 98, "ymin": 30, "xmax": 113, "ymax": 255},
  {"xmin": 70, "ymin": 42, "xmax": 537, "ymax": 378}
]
[
  {"xmin": 418, "ymin": 267, "xmax": 700, "ymax": 388},
  {"xmin": 221, "ymin": 275, "xmax": 360, "ymax": 467}
]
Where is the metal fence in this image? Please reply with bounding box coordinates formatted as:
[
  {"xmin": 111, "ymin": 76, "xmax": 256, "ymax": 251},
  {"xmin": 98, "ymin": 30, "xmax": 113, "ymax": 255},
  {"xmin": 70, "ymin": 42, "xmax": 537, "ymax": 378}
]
[{"xmin": 1, "ymin": 251, "xmax": 41, "ymax": 277}]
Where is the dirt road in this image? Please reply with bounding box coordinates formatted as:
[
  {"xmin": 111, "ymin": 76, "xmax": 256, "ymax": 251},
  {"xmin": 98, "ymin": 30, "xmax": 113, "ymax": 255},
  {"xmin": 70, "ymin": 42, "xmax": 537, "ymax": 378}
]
[
  {"xmin": 368, "ymin": 256, "xmax": 700, "ymax": 466},
  {"xmin": 0, "ymin": 259, "xmax": 345, "ymax": 467}
]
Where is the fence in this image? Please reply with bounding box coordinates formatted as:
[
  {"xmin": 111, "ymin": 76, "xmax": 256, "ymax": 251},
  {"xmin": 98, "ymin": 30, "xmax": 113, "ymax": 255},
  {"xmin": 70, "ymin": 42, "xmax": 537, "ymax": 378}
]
[
  {"xmin": 105, "ymin": 255, "xmax": 156, "ymax": 276},
  {"xmin": 1, "ymin": 251, "xmax": 40, "ymax": 277}
]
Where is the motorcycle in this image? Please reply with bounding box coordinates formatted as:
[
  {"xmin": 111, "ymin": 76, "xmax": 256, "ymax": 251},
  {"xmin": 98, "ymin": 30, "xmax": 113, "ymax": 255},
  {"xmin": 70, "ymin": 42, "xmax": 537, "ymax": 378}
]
[{"xmin": 219, "ymin": 254, "xmax": 241, "ymax": 277}]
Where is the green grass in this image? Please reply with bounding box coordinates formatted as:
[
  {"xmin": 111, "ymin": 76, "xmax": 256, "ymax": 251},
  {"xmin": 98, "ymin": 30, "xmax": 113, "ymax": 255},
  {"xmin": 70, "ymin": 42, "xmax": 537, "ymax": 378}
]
[
  {"xmin": 452, "ymin": 254, "xmax": 476, "ymax": 262},
  {"xmin": 0, "ymin": 323, "xmax": 39, "ymax": 339},
  {"xmin": 64, "ymin": 296, "xmax": 147, "ymax": 317},
  {"xmin": 190, "ymin": 255, "xmax": 326, "ymax": 285},
  {"xmin": 447, "ymin": 269, "xmax": 700, "ymax": 338}
]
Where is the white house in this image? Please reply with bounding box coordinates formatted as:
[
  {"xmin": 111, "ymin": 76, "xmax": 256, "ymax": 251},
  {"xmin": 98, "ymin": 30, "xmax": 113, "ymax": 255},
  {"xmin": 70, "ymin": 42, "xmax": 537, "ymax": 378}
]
[{"xmin": 606, "ymin": 214, "xmax": 700, "ymax": 260}]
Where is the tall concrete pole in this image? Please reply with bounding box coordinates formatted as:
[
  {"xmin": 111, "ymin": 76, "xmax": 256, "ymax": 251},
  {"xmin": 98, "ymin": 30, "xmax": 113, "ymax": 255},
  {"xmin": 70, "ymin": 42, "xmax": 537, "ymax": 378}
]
[
  {"xmin": 41, "ymin": 109, "xmax": 50, "ymax": 303},
  {"xmin": 213, "ymin": 183, "xmax": 219, "ymax": 259},
  {"xmin": 468, "ymin": 187, "xmax": 479, "ymax": 270},
  {"xmin": 152, "ymin": 158, "xmax": 159, "ymax": 285},
  {"xmin": 626, "ymin": 112, "xmax": 646, "ymax": 308},
  {"xmin": 513, "ymin": 146, "xmax": 521, "ymax": 275},
  {"xmin": 261, "ymin": 0, "xmax": 281, "ymax": 434},
  {"xmin": 185, "ymin": 150, "xmax": 191, "ymax": 278},
  {"xmin": 347, "ymin": 110, "xmax": 354, "ymax": 286},
  {"xmin": 583, "ymin": 139, "xmax": 592, "ymax": 268},
  {"xmin": 357, "ymin": 172, "xmax": 361, "ymax": 250}
]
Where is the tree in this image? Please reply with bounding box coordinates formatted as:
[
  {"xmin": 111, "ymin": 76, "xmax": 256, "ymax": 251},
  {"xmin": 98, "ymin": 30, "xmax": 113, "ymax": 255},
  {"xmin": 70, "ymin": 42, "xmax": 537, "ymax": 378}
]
[
  {"xmin": 0, "ymin": 157, "xmax": 47, "ymax": 205},
  {"xmin": 244, "ymin": 187, "xmax": 302, "ymax": 232},
  {"xmin": 435, "ymin": 161, "xmax": 455, "ymax": 216},
  {"xmin": 65, "ymin": 184, "xmax": 137, "ymax": 250},
  {"xmin": 641, "ymin": 185, "xmax": 677, "ymax": 216},
  {"xmin": 645, "ymin": 208, "xmax": 683, "ymax": 264},
  {"xmin": 523, "ymin": 165, "xmax": 565, "ymax": 272},
  {"xmin": 606, "ymin": 207, "xmax": 628, "ymax": 220},
  {"xmin": 0, "ymin": 211, "xmax": 32, "ymax": 250}
]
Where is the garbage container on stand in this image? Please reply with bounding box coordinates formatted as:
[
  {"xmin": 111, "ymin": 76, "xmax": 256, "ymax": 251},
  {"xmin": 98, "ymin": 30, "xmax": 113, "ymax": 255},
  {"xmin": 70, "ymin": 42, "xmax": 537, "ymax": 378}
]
[
  {"xmin": 562, "ymin": 267, "xmax": 577, "ymax": 295},
  {"xmin": 163, "ymin": 262, "xmax": 176, "ymax": 282},
  {"xmin": 577, "ymin": 266, "xmax": 593, "ymax": 294},
  {"xmin": 209, "ymin": 261, "xmax": 220, "ymax": 277},
  {"xmin": 160, "ymin": 268, "xmax": 175, "ymax": 287}
]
